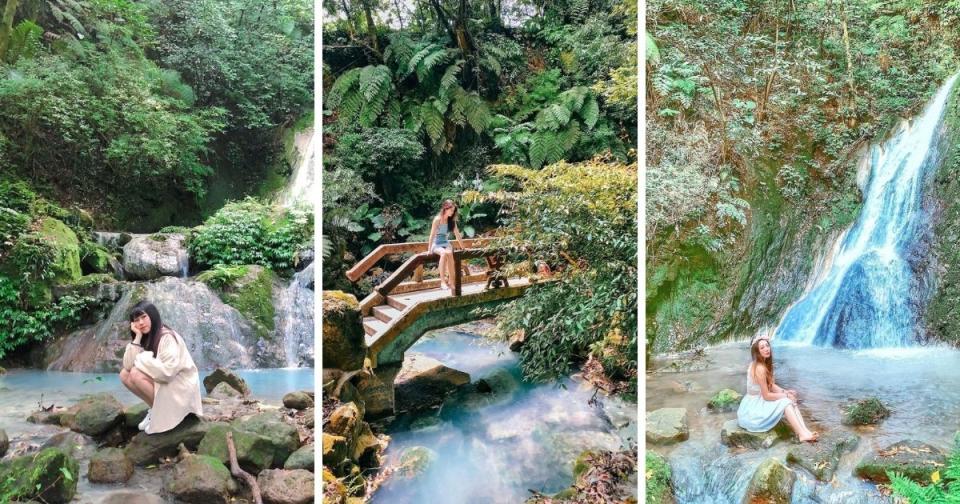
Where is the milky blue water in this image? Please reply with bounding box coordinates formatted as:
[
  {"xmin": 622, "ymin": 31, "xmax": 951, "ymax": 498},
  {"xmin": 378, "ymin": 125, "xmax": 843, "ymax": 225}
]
[{"xmin": 775, "ymin": 75, "xmax": 958, "ymax": 348}]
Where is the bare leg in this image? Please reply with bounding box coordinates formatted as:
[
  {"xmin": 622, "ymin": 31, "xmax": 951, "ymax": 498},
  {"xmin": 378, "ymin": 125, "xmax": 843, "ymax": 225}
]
[
  {"xmin": 120, "ymin": 369, "xmax": 150, "ymax": 405},
  {"xmin": 438, "ymin": 251, "xmax": 448, "ymax": 288},
  {"xmin": 444, "ymin": 249, "xmax": 455, "ymax": 292},
  {"xmin": 783, "ymin": 403, "xmax": 817, "ymax": 442},
  {"xmin": 129, "ymin": 368, "xmax": 156, "ymax": 407}
]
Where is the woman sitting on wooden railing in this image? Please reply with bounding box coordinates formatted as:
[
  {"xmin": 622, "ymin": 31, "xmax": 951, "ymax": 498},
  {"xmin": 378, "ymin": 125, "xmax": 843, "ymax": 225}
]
[{"xmin": 426, "ymin": 199, "xmax": 466, "ymax": 291}]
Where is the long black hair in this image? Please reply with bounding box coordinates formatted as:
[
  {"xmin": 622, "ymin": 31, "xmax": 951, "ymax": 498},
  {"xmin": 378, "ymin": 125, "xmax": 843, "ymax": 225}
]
[
  {"xmin": 441, "ymin": 199, "xmax": 459, "ymax": 231},
  {"xmin": 130, "ymin": 301, "xmax": 166, "ymax": 355}
]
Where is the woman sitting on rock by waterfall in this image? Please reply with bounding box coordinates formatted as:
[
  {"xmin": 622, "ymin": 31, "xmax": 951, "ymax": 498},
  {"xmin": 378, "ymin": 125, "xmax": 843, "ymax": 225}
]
[
  {"xmin": 119, "ymin": 301, "xmax": 203, "ymax": 434},
  {"xmin": 427, "ymin": 199, "xmax": 466, "ymax": 291},
  {"xmin": 738, "ymin": 334, "xmax": 819, "ymax": 442}
]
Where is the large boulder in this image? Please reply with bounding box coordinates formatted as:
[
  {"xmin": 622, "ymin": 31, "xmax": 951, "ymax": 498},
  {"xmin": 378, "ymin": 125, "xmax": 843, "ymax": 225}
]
[
  {"xmin": 786, "ymin": 431, "xmax": 859, "ymax": 481},
  {"xmin": 198, "ymin": 424, "xmax": 276, "ymax": 474},
  {"xmin": 43, "ymin": 278, "xmax": 270, "ymax": 371},
  {"xmin": 326, "ymin": 402, "xmax": 363, "ymax": 443},
  {"xmin": 720, "ymin": 419, "xmax": 792, "ymax": 450},
  {"xmin": 232, "ymin": 412, "xmax": 301, "ymax": 467},
  {"xmin": 122, "ymin": 233, "xmax": 189, "ymax": 280},
  {"xmin": 322, "ymin": 291, "xmax": 366, "ymax": 370},
  {"xmin": 258, "ymin": 469, "xmax": 314, "ymax": 504},
  {"xmin": 322, "ymin": 434, "xmax": 350, "ymax": 473},
  {"xmin": 93, "ymin": 231, "xmax": 133, "ymax": 250},
  {"xmin": 743, "ymin": 458, "xmax": 795, "ymax": 504},
  {"xmin": 14, "ymin": 218, "xmax": 82, "ymax": 307},
  {"xmin": 80, "ymin": 242, "xmax": 122, "ymax": 277},
  {"xmin": 646, "ymin": 408, "xmax": 689, "ymax": 445},
  {"xmin": 322, "ymin": 467, "xmax": 348, "ymax": 504},
  {"xmin": 60, "ymin": 393, "xmax": 124, "ymax": 437},
  {"xmin": 125, "ymin": 416, "xmax": 224, "ymax": 465},
  {"xmin": 395, "ymin": 353, "xmax": 471, "ymax": 413},
  {"xmin": 282, "ymin": 391, "xmax": 314, "ymax": 410},
  {"xmin": 209, "ymin": 381, "xmax": 245, "ymax": 400},
  {"xmin": 284, "ymin": 444, "xmax": 314, "ymax": 471},
  {"xmin": 855, "ymin": 440, "xmax": 946, "ymax": 484},
  {"xmin": 842, "ymin": 397, "xmax": 891, "ymax": 426},
  {"xmin": 352, "ymin": 364, "xmax": 400, "ymax": 419},
  {"xmin": 0, "ymin": 448, "xmax": 79, "ymax": 503},
  {"xmin": 203, "ymin": 368, "xmax": 251, "ymax": 396},
  {"xmin": 88, "ymin": 447, "xmax": 134, "ymax": 483},
  {"xmin": 166, "ymin": 454, "xmax": 237, "ymax": 504},
  {"xmin": 124, "ymin": 403, "xmax": 149, "ymax": 428},
  {"xmin": 41, "ymin": 431, "xmax": 96, "ymax": 460}
]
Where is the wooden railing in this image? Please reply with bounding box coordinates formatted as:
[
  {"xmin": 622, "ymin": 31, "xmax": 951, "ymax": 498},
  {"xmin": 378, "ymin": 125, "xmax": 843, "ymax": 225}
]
[{"xmin": 345, "ymin": 238, "xmax": 494, "ymax": 282}]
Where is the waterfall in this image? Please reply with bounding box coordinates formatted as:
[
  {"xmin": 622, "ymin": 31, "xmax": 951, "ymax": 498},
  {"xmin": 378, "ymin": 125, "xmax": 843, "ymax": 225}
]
[
  {"xmin": 774, "ymin": 74, "xmax": 958, "ymax": 348},
  {"xmin": 274, "ymin": 263, "xmax": 315, "ymax": 367},
  {"xmin": 281, "ymin": 128, "xmax": 316, "ymax": 208}
]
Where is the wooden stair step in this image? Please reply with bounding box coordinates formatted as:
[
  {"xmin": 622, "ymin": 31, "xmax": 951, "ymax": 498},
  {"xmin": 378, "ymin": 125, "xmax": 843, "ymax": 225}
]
[
  {"xmin": 363, "ymin": 316, "xmax": 389, "ymax": 336},
  {"xmin": 386, "ymin": 296, "xmax": 409, "ymax": 311},
  {"xmin": 372, "ymin": 305, "xmax": 402, "ymax": 323}
]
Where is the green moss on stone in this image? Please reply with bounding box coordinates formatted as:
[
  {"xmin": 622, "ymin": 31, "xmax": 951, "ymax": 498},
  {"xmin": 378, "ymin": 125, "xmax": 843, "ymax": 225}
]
[
  {"xmin": 842, "ymin": 397, "xmax": 891, "ymax": 426},
  {"xmin": 707, "ymin": 388, "xmax": 743, "ymax": 412}
]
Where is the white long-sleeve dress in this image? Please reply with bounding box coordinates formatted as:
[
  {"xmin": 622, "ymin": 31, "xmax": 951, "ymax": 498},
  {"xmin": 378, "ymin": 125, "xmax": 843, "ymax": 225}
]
[{"xmin": 122, "ymin": 327, "xmax": 203, "ymax": 434}]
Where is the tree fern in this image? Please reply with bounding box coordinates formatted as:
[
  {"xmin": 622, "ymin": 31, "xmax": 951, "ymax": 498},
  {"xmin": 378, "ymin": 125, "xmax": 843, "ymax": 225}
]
[
  {"xmin": 328, "ymin": 68, "xmax": 362, "ymax": 108},
  {"xmin": 359, "ymin": 65, "xmax": 392, "ymax": 102},
  {"xmin": 421, "ymin": 103, "xmax": 445, "ymax": 145},
  {"xmin": 6, "ymin": 20, "xmax": 42, "ymax": 64},
  {"xmin": 463, "ymin": 92, "xmax": 492, "ymax": 133},
  {"xmin": 536, "ymin": 103, "xmax": 573, "ymax": 131},
  {"xmin": 582, "ymin": 95, "xmax": 600, "ymax": 129},
  {"xmin": 440, "ymin": 60, "xmax": 464, "ymax": 96},
  {"xmin": 417, "ymin": 47, "xmax": 455, "ymax": 81}
]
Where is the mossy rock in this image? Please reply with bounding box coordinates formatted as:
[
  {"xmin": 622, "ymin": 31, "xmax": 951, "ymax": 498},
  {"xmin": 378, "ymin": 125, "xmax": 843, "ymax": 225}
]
[
  {"xmin": 786, "ymin": 431, "xmax": 859, "ymax": 482},
  {"xmin": 197, "ymin": 424, "xmax": 276, "ymax": 474},
  {"xmin": 60, "ymin": 393, "xmax": 124, "ymax": 437},
  {"xmin": 322, "ymin": 434, "xmax": 350, "ymax": 474},
  {"xmin": 9, "ymin": 217, "xmax": 82, "ymax": 307},
  {"xmin": 743, "ymin": 458, "xmax": 795, "ymax": 504},
  {"xmin": 322, "ymin": 291, "xmax": 366, "ymax": 370},
  {"xmin": 80, "ymin": 242, "xmax": 116, "ymax": 275},
  {"xmin": 166, "ymin": 454, "xmax": 236, "ymax": 504},
  {"xmin": 284, "ymin": 444, "xmax": 314, "ymax": 471},
  {"xmin": 841, "ymin": 397, "xmax": 890, "ymax": 426},
  {"xmin": 855, "ymin": 440, "xmax": 946, "ymax": 484},
  {"xmin": 231, "ymin": 412, "xmax": 300, "ymax": 467},
  {"xmin": 0, "ymin": 448, "xmax": 79, "ymax": 503},
  {"xmin": 720, "ymin": 419, "xmax": 793, "ymax": 450},
  {"xmin": 646, "ymin": 451, "xmax": 674, "ymax": 504},
  {"xmin": 218, "ymin": 265, "xmax": 277, "ymax": 337},
  {"xmin": 646, "ymin": 408, "xmax": 689, "ymax": 445},
  {"xmin": 707, "ymin": 388, "xmax": 743, "ymax": 412},
  {"xmin": 398, "ymin": 446, "xmax": 436, "ymax": 479}
]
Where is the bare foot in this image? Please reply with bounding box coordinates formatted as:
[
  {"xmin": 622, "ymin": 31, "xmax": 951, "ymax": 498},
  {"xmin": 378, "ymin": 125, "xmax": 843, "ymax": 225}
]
[{"xmin": 799, "ymin": 431, "xmax": 819, "ymax": 443}]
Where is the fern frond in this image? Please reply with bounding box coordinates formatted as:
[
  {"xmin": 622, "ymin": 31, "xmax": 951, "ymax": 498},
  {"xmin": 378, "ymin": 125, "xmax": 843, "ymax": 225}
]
[
  {"xmin": 422, "ymin": 104, "xmax": 445, "ymax": 144},
  {"xmin": 561, "ymin": 121, "xmax": 580, "ymax": 151},
  {"xmin": 464, "ymin": 93, "xmax": 492, "ymax": 134},
  {"xmin": 359, "ymin": 65, "xmax": 392, "ymax": 102},
  {"xmin": 582, "ymin": 96, "xmax": 600, "ymax": 130},
  {"xmin": 536, "ymin": 104, "xmax": 572, "ymax": 131},
  {"xmin": 418, "ymin": 48, "xmax": 454, "ymax": 81},
  {"xmin": 328, "ymin": 68, "xmax": 362, "ymax": 108},
  {"xmin": 440, "ymin": 60, "xmax": 464, "ymax": 95},
  {"xmin": 407, "ymin": 43, "xmax": 438, "ymax": 76}
]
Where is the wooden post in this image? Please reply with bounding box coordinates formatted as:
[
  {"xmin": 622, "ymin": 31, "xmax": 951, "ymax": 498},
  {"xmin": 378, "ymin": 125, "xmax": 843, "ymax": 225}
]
[
  {"xmin": 414, "ymin": 264, "xmax": 424, "ymax": 284},
  {"xmin": 454, "ymin": 252, "xmax": 462, "ymax": 297}
]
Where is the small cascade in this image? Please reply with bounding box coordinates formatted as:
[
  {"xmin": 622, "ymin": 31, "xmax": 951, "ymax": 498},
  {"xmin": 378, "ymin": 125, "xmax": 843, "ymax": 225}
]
[
  {"xmin": 774, "ymin": 74, "xmax": 959, "ymax": 348},
  {"xmin": 274, "ymin": 263, "xmax": 315, "ymax": 367},
  {"xmin": 281, "ymin": 129, "xmax": 316, "ymax": 208}
]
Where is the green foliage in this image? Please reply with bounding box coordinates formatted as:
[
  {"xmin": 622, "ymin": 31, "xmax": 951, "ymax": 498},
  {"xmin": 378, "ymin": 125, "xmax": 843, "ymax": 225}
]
[
  {"xmin": 645, "ymin": 452, "xmax": 672, "ymax": 504},
  {"xmin": 890, "ymin": 440, "xmax": 960, "ymax": 502},
  {"xmin": 0, "ymin": 275, "xmax": 93, "ymax": 360},
  {"xmin": 188, "ymin": 199, "xmax": 312, "ymax": 274},
  {"xmin": 196, "ymin": 264, "xmax": 250, "ymax": 291}
]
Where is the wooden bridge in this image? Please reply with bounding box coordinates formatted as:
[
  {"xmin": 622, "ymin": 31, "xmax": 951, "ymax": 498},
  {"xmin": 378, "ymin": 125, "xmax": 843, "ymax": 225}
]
[{"xmin": 346, "ymin": 238, "xmax": 539, "ymax": 368}]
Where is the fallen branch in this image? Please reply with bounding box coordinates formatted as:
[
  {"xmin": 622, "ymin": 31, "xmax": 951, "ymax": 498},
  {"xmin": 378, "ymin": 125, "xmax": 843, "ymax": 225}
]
[{"xmin": 226, "ymin": 431, "xmax": 263, "ymax": 504}]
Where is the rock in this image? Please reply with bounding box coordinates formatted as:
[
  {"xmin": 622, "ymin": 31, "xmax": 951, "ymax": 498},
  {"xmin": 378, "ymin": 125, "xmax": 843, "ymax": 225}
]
[
  {"xmin": 786, "ymin": 431, "xmax": 859, "ymax": 481},
  {"xmin": 123, "ymin": 402, "xmax": 149, "ymax": 428},
  {"xmin": 353, "ymin": 364, "xmax": 400, "ymax": 419},
  {"xmin": 397, "ymin": 446, "xmax": 436, "ymax": 479},
  {"xmin": 203, "ymin": 368, "xmax": 251, "ymax": 396},
  {"xmin": 322, "ymin": 467, "xmax": 348, "ymax": 503},
  {"xmin": 41, "ymin": 431, "xmax": 96, "ymax": 460},
  {"xmin": 322, "ymin": 291, "xmax": 366, "ymax": 370},
  {"xmin": 232, "ymin": 412, "xmax": 301, "ymax": 467},
  {"xmin": 16, "ymin": 217, "xmax": 82, "ymax": 307},
  {"xmin": 0, "ymin": 429, "xmax": 7, "ymax": 457},
  {"xmin": 0, "ymin": 448, "xmax": 79, "ymax": 503},
  {"xmin": 93, "ymin": 231, "xmax": 133, "ymax": 250},
  {"xmin": 303, "ymin": 407, "xmax": 315, "ymax": 429},
  {"xmin": 258, "ymin": 468, "xmax": 314, "ymax": 504},
  {"xmin": 743, "ymin": 458, "xmax": 795, "ymax": 504},
  {"xmin": 28, "ymin": 407, "xmax": 67, "ymax": 425},
  {"xmin": 283, "ymin": 391, "xmax": 314, "ymax": 410},
  {"xmin": 209, "ymin": 381, "xmax": 244, "ymax": 400},
  {"xmin": 508, "ymin": 329, "xmax": 526, "ymax": 351},
  {"xmin": 708, "ymin": 389, "xmax": 743, "ymax": 413},
  {"xmin": 88, "ymin": 447, "xmax": 134, "ymax": 483},
  {"xmin": 125, "ymin": 416, "xmax": 223, "ymax": 465},
  {"xmin": 60, "ymin": 393, "xmax": 124, "ymax": 437},
  {"xmin": 842, "ymin": 397, "xmax": 891, "ymax": 426},
  {"xmin": 720, "ymin": 419, "xmax": 793, "ymax": 449},
  {"xmin": 284, "ymin": 444, "xmax": 314, "ymax": 471},
  {"xmin": 44, "ymin": 278, "xmax": 270, "ymax": 371},
  {"xmin": 353, "ymin": 423, "xmax": 381, "ymax": 465},
  {"xmin": 122, "ymin": 233, "xmax": 189, "ymax": 280},
  {"xmin": 646, "ymin": 408, "xmax": 689, "ymax": 445},
  {"xmin": 99, "ymin": 491, "xmax": 166, "ymax": 504},
  {"xmin": 80, "ymin": 242, "xmax": 122, "ymax": 277},
  {"xmin": 395, "ymin": 353, "xmax": 470, "ymax": 413},
  {"xmin": 322, "ymin": 433, "xmax": 350, "ymax": 472},
  {"xmin": 855, "ymin": 440, "xmax": 946, "ymax": 484},
  {"xmin": 326, "ymin": 402, "xmax": 362, "ymax": 442},
  {"xmin": 198, "ymin": 424, "xmax": 276, "ymax": 474},
  {"xmin": 166, "ymin": 454, "xmax": 236, "ymax": 504}
]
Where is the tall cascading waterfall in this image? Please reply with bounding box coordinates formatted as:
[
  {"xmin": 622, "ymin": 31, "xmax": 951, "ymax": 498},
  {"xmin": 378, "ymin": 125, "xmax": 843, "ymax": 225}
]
[
  {"xmin": 774, "ymin": 74, "xmax": 958, "ymax": 348},
  {"xmin": 282, "ymin": 129, "xmax": 316, "ymax": 207}
]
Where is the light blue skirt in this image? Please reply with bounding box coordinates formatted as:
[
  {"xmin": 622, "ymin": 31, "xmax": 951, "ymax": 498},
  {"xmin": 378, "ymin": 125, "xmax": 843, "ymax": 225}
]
[{"xmin": 737, "ymin": 394, "xmax": 792, "ymax": 432}]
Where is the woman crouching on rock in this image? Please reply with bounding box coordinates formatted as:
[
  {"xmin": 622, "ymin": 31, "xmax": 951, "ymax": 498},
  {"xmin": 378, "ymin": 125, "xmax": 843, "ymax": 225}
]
[
  {"xmin": 737, "ymin": 334, "xmax": 819, "ymax": 442},
  {"xmin": 119, "ymin": 301, "xmax": 202, "ymax": 434}
]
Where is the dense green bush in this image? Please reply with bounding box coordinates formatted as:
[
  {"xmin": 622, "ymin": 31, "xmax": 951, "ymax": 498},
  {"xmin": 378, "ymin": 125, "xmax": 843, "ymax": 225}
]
[
  {"xmin": 0, "ymin": 275, "xmax": 92, "ymax": 360},
  {"xmin": 189, "ymin": 199, "xmax": 312, "ymax": 274},
  {"xmin": 890, "ymin": 437, "xmax": 960, "ymax": 502}
]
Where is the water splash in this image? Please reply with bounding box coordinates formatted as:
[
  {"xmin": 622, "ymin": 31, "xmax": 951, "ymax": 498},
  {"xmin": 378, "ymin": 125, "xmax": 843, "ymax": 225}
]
[{"xmin": 775, "ymin": 74, "xmax": 959, "ymax": 348}]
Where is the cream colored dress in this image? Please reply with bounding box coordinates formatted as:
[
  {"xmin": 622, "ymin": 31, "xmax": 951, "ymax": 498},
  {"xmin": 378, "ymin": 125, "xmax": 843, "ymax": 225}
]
[{"xmin": 122, "ymin": 327, "xmax": 203, "ymax": 434}]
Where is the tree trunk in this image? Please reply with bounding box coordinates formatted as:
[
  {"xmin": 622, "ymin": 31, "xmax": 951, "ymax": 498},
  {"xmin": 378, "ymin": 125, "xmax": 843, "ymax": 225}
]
[
  {"xmin": 360, "ymin": 0, "xmax": 380, "ymax": 54},
  {"xmin": 840, "ymin": 0, "xmax": 855, "ymax": 99},
  {"xmin": 339, "ymin": 0, "xmax": 358, "ymax": 41},
  {"xmin": 393, "ymin": 0, "xmax": 405, "ymax": 30},
  {"xmin": 0, "ymin": 0, "xmax": 21, "ymax": 63}
]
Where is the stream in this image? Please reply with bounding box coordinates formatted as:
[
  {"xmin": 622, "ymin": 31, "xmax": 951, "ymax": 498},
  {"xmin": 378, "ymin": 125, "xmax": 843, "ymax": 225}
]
[{"xmin": 370, "ymin": 323, "xmax": 638, "ymax": 504}]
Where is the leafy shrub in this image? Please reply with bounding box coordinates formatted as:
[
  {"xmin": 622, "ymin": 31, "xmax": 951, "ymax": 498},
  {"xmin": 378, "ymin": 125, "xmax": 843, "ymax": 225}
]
[
  {"xmin": 890, "ymin": 438, "xmax": 960, "ymax": 502},
  {"xmin": 0, "ymin": 275, "xmax": 93, "ymax": 359},
  {"xmin": 196, "ymin": 264, "xmax": 250, "ymax": 290}
]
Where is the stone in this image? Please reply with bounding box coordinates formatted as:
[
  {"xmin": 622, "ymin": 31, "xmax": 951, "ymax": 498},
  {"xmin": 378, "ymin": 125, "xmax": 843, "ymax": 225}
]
[
  {"xmin": 353, "ymin": 423, "xmax": 381, "ymax": 465},
  {"xmin": 87, "ymin": 447, "xmax": 134, "ymax": 483},
  {"xmin": 720, "ymin": 419, "xmax": 793, "ymax": 450},
  {"xmin": 326, "ymin": 402, "xmax": 363, "ymax": 442},
  {"xmin": 41, "ymin": 431, "xmax": 96, "ymax": 460},
  {"xmin": 198, "ymin": 424, "xmax": 276, "ymax": 474},
  {"xmin": 397, "ymin": 446, "xmax": 436, "ymax": 479},
  {"xmin": 786, "ymin": 431, "xmax": 859, "ymax": 481},
  {"xmin": 322, "ymin": 291, "xmax": 366, "ymax": 370},
  {"xmin": 283, "ymin": 391, "xmax": 314, "ymax": 410},
  {"xmin": 322, "ymin": 434, "xmax": 350, "ymax": 473},
  {"xmin": 707, "ymin": 388, "xmax": 743, "ymax": 413},
  {"xmin": 123, "ymin": 402, "xmax": 149, "ymax": 428},
  {"xmin": 855, "ymin": 440, "xmax": 946, "ymax": 484},
  {"xmin": 743, "ymin": 458, "xmax": 795, "ymax": 504},
  {"xmin": 203, "ymin": 368, "xmax": 252, "ymax": 396},
  {"xmin": 353, "ymin": 364, "xmax": 400, "ymax": 419},
  {"xmin": 303, "ymin": 407, "xmax": 315, "ymax": 429},
  {"xmin": 258, "ymin": 468, "xmax": 315, "ymax": 504},
  {"xmin": 18, "ymin": 218, "xmax": 82, "ymax": 307},
  {"xmin": 99, "ymin": 491, "xmax": 166, "ymax": 504},
  {"xmin": 284, "ymin": 444, "xmax": 314, "ymax": 471},
  {"xmin": 60, "ymin": 393, "xmax": 124, "ymax": 437},
  {"xmin": 842, "ymin": 397, "xmax": 891, "ymax": 426},
  {"xmin": 125, "ymin": 416, "xmax": 223, "ymax": 465},
  {"xmin": 646, "ymin": 408, "xmax": 689, "ymax": 445},
  {"xmin": 0, "ymin": 429, "xmax": 7, "ymax": 458},
  {"xmin": 209, "ymin": 381, "xmax": 244, "ymax": 400},
  {"xmin": 508, "ymin": 329, "xmax": 526, "ymax": 351},
  {"xmin": 322, "ymin": 467, "xmax": 348, "ymax": 504},
  {"xmin": 0, "ymin": 448, "xmax": 79, "ymax": 503},
  {"xmin": 232, "ymin": 412, "xmax": 301, "ymax": 467},
  {"xmin": 166, "ymin": 454, "xmax": 236, "ymax": 504},
  {"xmin": 27, "ymin": 407, "xmax": 67, "ymax": 425},
  {"xmin": 122, "ymin": 233, "xmax": 190, "ymax": 280},
  {"xmin": 395, "ymin": 353, "xmax": 471, "ymax": 413}
]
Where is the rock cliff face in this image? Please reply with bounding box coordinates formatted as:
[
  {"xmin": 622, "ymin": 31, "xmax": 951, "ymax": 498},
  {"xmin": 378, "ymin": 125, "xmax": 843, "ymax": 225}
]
[{"xmin": 122, "ymin": 233, "xmax": 190, "ymax": 280}]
